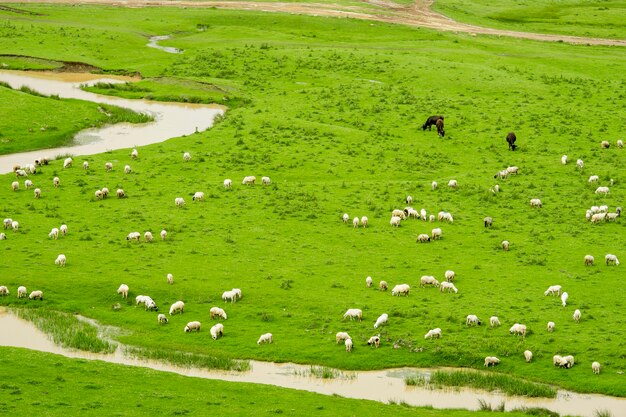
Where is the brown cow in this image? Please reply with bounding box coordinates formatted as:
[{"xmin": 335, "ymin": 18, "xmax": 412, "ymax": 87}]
[
  {"xmin": 436, "ymin": 119, "xmax": 445, "ymax": 137},
  {"xmin": 506, "ymin": 132, "xmax": 517, "ymax": 150}
]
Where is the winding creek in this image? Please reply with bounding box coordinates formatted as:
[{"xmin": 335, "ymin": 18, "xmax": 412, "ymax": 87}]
[
  {"xmin": 0, "ymin": 310, "xmax": 624, "ymax": 416},
  {"xmin": 0, "ymin": 70, "xmax": 224, "ymax": 174},
  {"xmin": 147, "ymin": 35, "xmax": 183, "ymax": 54}
]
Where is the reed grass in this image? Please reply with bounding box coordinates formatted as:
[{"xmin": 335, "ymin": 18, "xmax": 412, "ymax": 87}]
[{"xmin": 123, "ymin": 345, "xmax": 250, "ymax": 371}]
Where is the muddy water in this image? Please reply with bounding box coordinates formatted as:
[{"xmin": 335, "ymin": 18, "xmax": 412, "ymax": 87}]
[
  {"xmin": 0, "ymin": 310, "xmax": 623, "ymax": 416},
  {"xmin": 0, "ymin": 70, "xmax": 225, "ymax": 173},
  {"xmin": 147, "ymin": 35, "xmax": 183, "ymax": 54}
]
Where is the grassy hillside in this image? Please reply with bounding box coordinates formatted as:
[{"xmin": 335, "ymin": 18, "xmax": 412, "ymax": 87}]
[{"xmin": 0, "ymin": 4, "xmax": 625, "ymax": 397}]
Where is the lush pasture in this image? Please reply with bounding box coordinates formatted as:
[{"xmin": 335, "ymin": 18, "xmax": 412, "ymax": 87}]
[
  {"xmin": 0, "ymin": 4, "xmax": 625, "ymax": 398},
  {"xmin": 433, "ymin": 0, "xmax": 626, "ymax": 39}
]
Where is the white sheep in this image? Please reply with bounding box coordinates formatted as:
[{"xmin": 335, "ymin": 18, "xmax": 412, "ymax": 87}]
[
  {"xmin": 144, "ymin": 231, "xmax": 153, "ymax": 242},
  {"xmin": 530, "ymin": 198, "xmax": 542, "ymax": 208},
  {"xmin": 361, "ymin": 216, "xmax": 368, "ymax": 228},
  {"xmin": 420, "ymin": 275, "xmax": 440, "ymax": 287},
  {"xmin": 494, "ymin": 169, "xmax": 508, "ymax": 180},
  {"xmin": 53, "ymin": 177, "xmax": 60, "ymax": 188},
  {"xmin": 561, "ymin": 155, "xmax": 568, "ymax": 165},
  {"xmin": 158, "ymin": 314, "xmax": 168, "ymax": 324},
  {"xmin": 126, "ymin": 232, "xmax": 141, "ymax": 241},
  {"xmin": 601, "ymin": 140, "xmax": 610, "ymax": 149},
  {"xmin": 390, "ymin": 216, "xmax": 402, "ymax": 227},
  {"xmin": 584, "ymin": 255, "xmax": 594, "ymax": 266},
  {"xmin": 210, "ymin": 307, "xmax": 227, "ymax": 320},
  {"xmin": 448, "ymin": 179, "xmax": 458, "ymax": 188},
  {"xmin": 431, "ymin": 228, "xmax": 442, "ymax": 240},
  {"xmin": 391, "ymin": 284, "xmax": 410, "ymax": 297},
  {"xmin": 444, "ymin": 270, "xmax": 455, "ymax": 282},
  {"xmin": 105, "ymin": 162, "xmax": 113, "ymax": 171},
  {"xmin": 48, "ymin": 228, "xmax": 59, "ymax": 240},
  {"xmin": 11, "ymin": 221, "xmax": 19, "ymax": 232},
  {"xmin": 223, "ymin": 179, "xmax": 232, "ymax": 189},
  {"xmin": 160, "ymin": 230, "xmax": 167, "ymax": 240},
  {"xmin": 117, "ymin": 284, "xmax": 129, "ymax": 299},
  {"xmin": 524, "ymin": 350, "xmax": 533, "ymax": 363},
  {"xmin": 15, "ymin": 169, "xmax": 27, "ymax": 178},
  {"xmin": 24, "ymin": 179, "xmax": 33, "ymax": 189},
  {"xmin": 222, "ymin": 290, "xmax": 237, "ymax": 303},
  {"xmin": 257, "ymin": 333, "xmax": 273, "ymax": 344},
  {"xmin": 489, "ymin": 316, "xmax": 501, "ymax": 327},
  {"xmin": 506, "ymin": 166, "xmax": 519, "ymax": 175},
  {"xmin": 509, "ymin": 323, "xmax": 527, "ymax": 337},
  {"xmin": 618, "ymin": 140, "xmax": 624, "ymax": 148},
  {"xmin": 352, "ymin": 217, "xmax": 359, "ymax": 228},
  {"xmin": 83, "ymin": 161, "xmax": 89, "ymax": 170},
  {"xmin": 262, "ymin": 176, "xmax": 271, "ymax": 185},
  {"xmin": 392, "ymin": 209, "xmax": 406, "ymax": 219},
  {"xmin": 116, "ymin": 189, "xmax": 125, "ymax": 198},
  {"xmin": 561, "ymin": 292, "xmax": 569, "ymax": 307},
  {"xmin": 0, "ymin": 286, "xmax": 8, "ymax": 296},
  {"xmin": 0, "ymin": 233, "xmax": 5, "ymax": 240},
  {"xmin": 210, "ymin": 323, "xmax": 224, "ymax": 339},
  {"xmin": 17, "ymin": 286, "xmax": 26, "ymax": 298},
  {"xmin": 577, "ymin": 159, "xmax": 584, "ymax": 169},
  {"xmin": 431, "ymin": 181, "xmax": 438, "ymax": 190},
  {"xmin": 192, "ymin": 191, "xmax": 205, "ymax": 202},
  {"xmin": 466, "ymin": 314, "xmax": 481, "ymax": 326},
  {"xmin": 420, "ymin": 209, "xmax": 427, "ymax": 220},
  {"xmin": 231, "ymin": 288, "xmax": 242, "ymax": 300},
  {"xmin": 101, "ymin": 187, "xmax": 109, "ymax": 198},
  {"xmin": 29, "ymin": 290, "xmax": 43, "ymax": 300},
  {"xmin": 3, "ymin": 218, "xmax": 12, "ymax": 230},
  {"xmin": 365, "ymin": 276, "xmax": 373, "ymax": 288},
  {"xmin": 591, "ymin": 213, "xmax": 606, "ymax": 223},
  {"xmin": 167, "ymin": 273, "xmax": 174, "ymax": 285},
  {"xmin": 406, "ymin": 208, "xmax": 419, "ymax": 219},
  {"xmin": 573, "ymin": 309, "xmax": 581, "ymax": 323},
  {"xmin": 95, "ymin": 190, "xmax": 103, "ymax": 200},
  {"xmin": 417, "ymin": 233, "xmax": 430, "ymax": 243},
  {"xmin": 502, "ymin": 240, "xmax": 510, "ymax": 251},
  {"xmin": 547, "ymin": 321, "xmax": 555, "ymax": 332},
  {"xmin": 33, "ymin": 188, "xmax": 41, "ymax": 199},
  {"xmin": 607, "ymin": 212, "xmax": 619, "ymax": 221},
  {"xmin": 440, "ymin": 281, "xmax": 458, "ymax": 293},
  {"xmin": 144, "ymin": 298, "xmax": 158, "ymax": 311},
  {"xmin": 131, "ymin": 149, "xmax": 138, "ymax": 159},
  {"xmin": 345, "ymin": 338, "xmax": 353, "ymax": 352},
  {"xmin": 367, "ymin": 334, "xmax": 380, "ymax": 348},
  {"xmin": 544, "ymin": 285, "xmax": 562, "ymax": 296},
  {"xmin": 424, "ymin": 328, "xmax": 442, "ymax": 339},
  {"xmin": 605, "ymin": 254, "xmax": 620, "ymax": 265},
  {"xmin": 242, "ymin": 175, "xmax": 256, "ymax": 185},
  {"xmin": 342, "ymin": 213, "xmax": 349, "ymax": 224},
  {"xmin": 484, "ymin": 356, "xmax": 500, "ymax": 367},
  {"xmin": 169, "ymin": 300, "xmax": 185, "ymax": 315},
  {"xmin": 491, "ymin": 184, "xmax": 500, "ymax": 193},
  {"xmin": 379, "ymin": 280, "xmax": 388, "ymax": 291},
  {"xmin": 185, "ymin": 321, "xmax": 202, "ymax": 332},
  {"xmin": 11, "ymin": 181, "xmax": 18, "ymax": 191},
  {"xmin": 588, "ymin": 175, "xmax": 599, "ymax": 183},
  {"xmin": 595, "ymin": 186, "xmax": 610, "ymax": 195},
  {"xmin": 429, "ymin": 214, "xmax": 436, "ymax": 222},
  {"xmin": 553, "ymin": 355, "xmax": 564, "ymax": 366},
  {"xmin": 175, "ymin": 197, "xmax": 186, "ymax": 208},
  {"xmin": 592, "ymin": 361, "xmax": 601, "ymax": 374},
  {"xmin": 23, "ymin": 164, "xmax": 36, "ymax": 174},
  {"xmin": 405, "ymin": 195, "xmax": 413, "ymax": 204},
  {"xmin": 55, "ymin": 254, "xmax": 66, "ymax": 267},
  {"xmin": 373, "ymin": 313, "xmax": 388, "ymax": 329},
  {"xmin": 135, "ymin": 295, "xmax": 148, "ymax": 306},
  {"xmin": 124, "ymin": 165, "xmax": 132, "ymax": 174},
  {"xmin": 183, "ymin": 152, "xmax": 191, "ymax": 162},
  {"xmin": 336, "ymin": 332, "xmax": 351, "ymax": 344},
  {"xmin": 343, "ymin": 308, "xmax": 363, "ymax": 321},
  {"xmin": 63, "ymin": 157, "xmax": 73, "ymax": 168}
]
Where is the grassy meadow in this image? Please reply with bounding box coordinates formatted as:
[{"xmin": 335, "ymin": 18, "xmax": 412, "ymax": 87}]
[{"xmin": 0, "ymin": 3, "xmax": 625, "ymax": 400}]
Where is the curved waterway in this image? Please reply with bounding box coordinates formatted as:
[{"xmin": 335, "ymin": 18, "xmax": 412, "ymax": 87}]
[
  {"xmin": 147, "ymin": 35, "xmax": 183, "ymax": 54},
  {"xmin": 0, "ymin": 70, "xmax": 225, "ymax": 173},
  {"xmin": 0, "ymin": 310, "xmax": 623, "ymax": 417}
]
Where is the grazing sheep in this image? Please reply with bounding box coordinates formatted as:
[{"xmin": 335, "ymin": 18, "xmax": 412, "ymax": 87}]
[
  {"xmin": 484, "ymin": 356, "xmax": 500, "ymax": 367},
  {"xmin": 607, "ymin": 212, "xmax": 619, "ymax": 221},
  {"xmin": 547, "ymin": 321, "xmax": 555, "ymax": 332},
  {"xmin": 489, "ymin": 316, "xmax": 501, "ymax": 327},
  {"xmin": 420, "ymin": 208, "xmax": 427, "ymax": 220},
  {"xmin": 185, "ymin": 321, "xmax": 202, "ymax": 333},
  {"xmin": 343, "ymin": 308, "xmax": 363, "ymax": 321},
  {"xmin": 117, "ymin": 284, "xmax": 129, "ymax": 299},
  {"xmin": 15, "ymin": 169, "xmax": 27, "ymax": 178},
  {"xmin": 345, "ymin": 338, "xmax": 353, "ymax": 352},
  {"xmin": 484, "ymin": 217, "xmax": 493, "ymax": 227},
  {"xmin": 53, "ymin": 177, "xmax": 60, "ymax": 188},
  {"xmin": 595, "ymin": 186, "xmax": 610, "ymax": 195},
  {"xmin": 392, "ymin": 209, "xmax": 406, "ymax": 219},
  {"xmin": 431, "ymin": 181, "xmax": 438, "ymax": 190},
  {"xmin": 11, "ymin": 181, "xmax": 18, "ymax": 191},
  {"xmin": 210, "ymin": 307, "xmax": 227, "ymax": 320},
  {"xmin": 424, "ymin": 328, "xmax": 442, "ymax": 339},
  {"xmin": 23, "ymin": 164, "xmax": 36, "ymax": 175},
  {"xmin": 48, "ymin": 228, "xmax": 59, "ymax": 240},
  {"xmin": 242, "ymin": 176, "xmax": 256, "ymax": 185},
  {"xmin": 95, "ymin": 190, "xmax": 103, "ymax": 200},
  {"xmin": 55, "ymin": 254, "xmax": 66, "ymax": 267},
  {"xmin": 11, "ymin": 221, "xmax": 19, "ymax": 232},
  {"xmin": 561, "ymin": 292, "xmax": 569, "ymax": 307},
  {"xmin": 105, "ymin": 162, "xmax": 113, "ymax": 172},
  {"xmin": 544, "ymin": 285, "xmax": 562, "ymax": 296},
  {"xmin": 601, "ymin": 140, "xmax": 610, "ymax": 149},
  {"xmin": 101, "ymin": 187, "xmax": 109, "ymax": 198},
  {"xmin": 24, "ymin": 179, "xmax": 33, "ymax": 189},
  {"xmin": 561, "ymin": 155, "xmax": 568, "ymax": 165},
  {"xmin": 353, "ymin": 217, "xmax": 359, "ymax": 228},
  {"xmin": 577, "ymin": 159, "xmax": 584, "ymax": 169},
  {"xmin": 131, "ymin": 149, "xmax": 138, "ymax": 159},
  {"xmin": 158, "ymin": 314, "xmax": 168, "ymax": 324},
  {"xmin": 592, "ymin": 361, "xmax": 601, "ymax": 374},
  {"xmin": 530, "ymin": 198, "xmax": 542, "ymax": 208},
  {"xmin": 588, "ymin": 175, "xmax": 599, "ymax": 183},
  {"xmin": 445, "ymin": 270, "xmax": 455, "ymax": 282},
  {"xmin": 223, "ymin": 179, "xmax": 232, "ymax": 189},
  {"xmin": 141, "ymin": 231, "xmax": 153, "ymax": 242},
  {"xmin": 17, "ymin": 286, "xmax": 26, "ymax": 299},
  {"xmin": 379, "ymin": 280, "xmax": 388, "ymax": 291},
  {"xmin": 116, "ymin": 189, "xmax": 125, "ymax": 198},
  {"xmin": 448, "ymin": 179, "xmax": 458, "ymax": 188},
  {"xmin": 591, "ymin": 213, "xmax": 607, "ymax": 223},
  {"xmin": 417, "ymin": 233, "xmax": 431, "ymax": 243},
  {"xmin": 183, "ymin": 152, "xmax": 191, "ymax": 162},
  {"xmin": 262, "ymin": 176, "xmax": 271, "ymax": 185},
  {"xmin": 429, "ymin": 214, "xmax": 436, "ymax": 222},
  {"xmin": 406, "ymin": 195, "xmax": 413, "ymax": 204},
  {"xmin": 222, "ymin": 290, "xmax": 237, "ymax": 303},
  {"xmin": 124, "ymin": 165, "xmax": 132, "ymax": 174},
  {"xmin": 553, "ymin": 355, "xmax": 564, "ymax": 366},
  {"xmin": 558, "ymin": 355, "xmax": 575, "ymax": 368},
  {"xmin": 573, "ymin": 309, "xmax": 581, "ymax": 323},
  {"xmin": 169, "ymin": 301, "xmax": 185, "ymax": 315},
  {"xmin": 3, "ymin": 218, "xmax": 12, "ymax": 229},
  {"xmin": 29, "ymin": 290, "xmax": 44, "ymax": 300},
  {"xmin": 83, "ymin": 161, "xmax": 89, "ymax": 170},
  {"xmin": 135, "ymin": 295, "xmax": 148, "ymax": 306},
  {"xmin": 524, "ymin": 350, "xmax": 533, "ymax": 363},
  {"xmin": 144, "ymin": 298, "xmax": 158, "ymax": 311},
  {"xmin": 406, "ymin": 208, "xmax": 418, "ymax": 219},
  {"xmin": 431, "ymin": 228, "xmax": 442, "ymax": 240},
  {"xmin": 63, "ymin": 157, "xmax": 73, "ymax": 168},
  {"xmin": 167, "ymin": 273, "xmax": 173, "ymax": 285},
  {"xmin": 420, "ymin": 275, "xmax": 440, "ymax": 287},
  {"xmin": 494, "ymin": 169, "xmax": 509, "ymax": 180},
  {"xmin": 440, "ymin": 281, "xmax": 458, "ymax": 293},
  {"xmin": 367, "ymin": 334, "xmax": 381, "ymax": 348},
  {"xmin": 365, "ymin": 276, "xmax": 373, "ymax": 288},
  {"xmin": 231, "ymin": 288, "xmax": 242, "ymax": 301},
  {"xmin": 605, "ymin": 254, "xmax": 620, "ymax": 265},
  {"xmin": 361, "ymin": 216, "xmax": 368, "ymax": 228},
  {"xmin": 466, "ymin": 314, "xmax": 481, "ymax": 326},
  {"xmin": 391, "ymin": 284, "xmax": 410, "ymax": 297},
  {"xmin": 501, "ymin": 240, "xmax": 510, "ymax": 251},
  {"xmin": 175, "ymin": 197, "xmax": 185, "ymax": 207},
  {"xmin": 509, "ymin": 323, "xmax": 527, "ymax": 337},
  {"xmin": 390, "ymin": 216, "xmax": 402, "ymax": 227},
  {"xmin": 32, "ymin": 188, "xmax": 41, "ymax": 199},
  {"xmin": 0, "ymin": 286, "xmax": 8, "ymax": 296},
  {"xmin": 506, "ymin": 166, "xmax": 519, "ymax": 175},
  {"xmin": 257, "ymin": 333, "xmax": 273, "ymax": 344},
  {"xmin": 343, "ymin": 213, "xmax": 349, "ymax": 224},
  {"xmin": 126, "ymin": 232, "xmax": 141, "ymax": 241},
  {"xmin": 584, "ymin": 255, "xmax": 594, "ymax": 266},
  {"xmin": 160, "ymin": 230, "xmax": 167, "ymax": 240},
  {"xmin": 618, "ymin": 140, "xmax": 624, "ymax": 148},
  {"xmin": 210, "ymin": 323, "xmax": 224, "ymax": 339},
  {"xmin": 192, "ymin": 191, "xmax": 205, "ymax": 201},
  {"xmin": 0, "ymin": 233, "xmax": 5, "ymax": 240},
  {"xmin": 491, "ymin": 184, "xmax": 500, "ymax": 193},
  {"xmin": 336, "ymin": 332, "xmax": 351, "ymax": 344},
  {"xmin": 373, "ymin": 313, "xmax": 388, "ymax": 329}
]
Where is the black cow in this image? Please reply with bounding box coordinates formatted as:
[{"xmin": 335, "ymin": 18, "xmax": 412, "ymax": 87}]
[
  {"xmin": 506, "ymin": 132, "xmax": 517, "ymax": 151},
  {"xmin": 436, "ymin": 118, "xmax": 445, "ymax": 137},
  {"xmin": 422, "ymin": 115, "xmax": 444, "ymax": 131}
]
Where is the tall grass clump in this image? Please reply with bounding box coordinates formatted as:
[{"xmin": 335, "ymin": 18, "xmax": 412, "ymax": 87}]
[
  {"xmin": 123, "ymin": 346, "xmax": 250, "ymax": 371},
  {"xmin": 426, "ymin": 371, "xmax": 556, "ymax": 398},
  {"xmin": 14, "ymin": 308, "xmax": 115, "ymax": 353}
]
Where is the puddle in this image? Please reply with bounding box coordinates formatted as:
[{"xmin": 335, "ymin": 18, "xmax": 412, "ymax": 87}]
[
  {"xmin": 147, "ymin": 35, "xmax": 183, "ymax": 54},
  {"xmin": 0, "ymin": 309, "xmax": 623, "ymax": 417},
  {"xmin": 0, "ymin": 70, "xmax": 225, "ymax": 173}
]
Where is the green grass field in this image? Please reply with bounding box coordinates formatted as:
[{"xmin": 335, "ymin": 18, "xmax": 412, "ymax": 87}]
[{"xmin": 0, "ymin": 2, "xmax": 625, "ymax": 403}]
